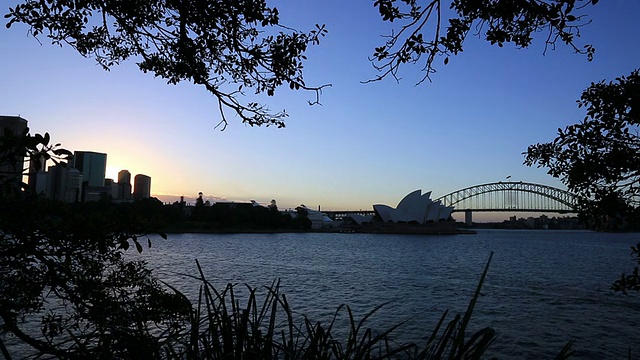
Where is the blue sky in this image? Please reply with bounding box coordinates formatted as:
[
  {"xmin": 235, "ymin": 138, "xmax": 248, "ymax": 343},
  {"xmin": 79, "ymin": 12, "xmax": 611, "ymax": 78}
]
[{"xmin": 1, "ymin": 1, "xmax": 639, "ymax": 220}]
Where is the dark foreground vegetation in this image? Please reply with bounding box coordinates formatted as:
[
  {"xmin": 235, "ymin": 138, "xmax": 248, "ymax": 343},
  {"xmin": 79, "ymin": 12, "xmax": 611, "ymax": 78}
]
[{"xmin": 166, "ymin": 197, "xmax": 314, "ymax": 233}]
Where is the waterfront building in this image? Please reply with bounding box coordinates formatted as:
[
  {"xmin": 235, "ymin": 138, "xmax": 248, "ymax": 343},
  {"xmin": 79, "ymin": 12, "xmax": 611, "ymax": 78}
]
[{"xmin": 133, "ymin": 174, "xmax": 151, "ymax": 200}]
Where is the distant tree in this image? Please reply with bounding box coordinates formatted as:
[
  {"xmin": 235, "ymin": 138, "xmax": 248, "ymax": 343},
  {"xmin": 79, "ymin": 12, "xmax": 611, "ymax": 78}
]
[
  {"xmin": 191, "ymin": 192, "xmax": 207, "ymax": 221},
  {"xmin": 5, "ymin": 1, "xmax": 599, "ymax": 127},
  {"xmin": 196, "ymin": 192, "xmax": 204, "ymax": 206},
  {"xmin": 268, "ymin": 199, "xmax": 278, "ymax": 211}
]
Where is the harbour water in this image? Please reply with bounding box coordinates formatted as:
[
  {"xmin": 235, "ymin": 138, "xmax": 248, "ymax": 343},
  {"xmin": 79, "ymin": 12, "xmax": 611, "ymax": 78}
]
[
  {"xmin": 132, "ymin": 229, "xmax": 640, "ymax": 359},
  {"xmin": 3, "ymin": 229, "xmax": 640, "ymax": 359}
]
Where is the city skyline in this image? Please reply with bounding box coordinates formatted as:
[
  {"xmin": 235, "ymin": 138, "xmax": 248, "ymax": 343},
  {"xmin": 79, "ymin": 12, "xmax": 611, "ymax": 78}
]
[
  {"xmin": 1, "ymin": 1, "xmax": 639, "ymax": 220},
  {"xmin": 0, "ymin": 115, "xmax": 153, "ymax": 203}
]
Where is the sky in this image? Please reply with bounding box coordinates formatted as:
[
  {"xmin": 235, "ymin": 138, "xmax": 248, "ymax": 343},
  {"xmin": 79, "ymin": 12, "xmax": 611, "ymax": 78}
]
[{"xmin": 1, "ymin": 0, "xmax": 639, "ymax": 221}]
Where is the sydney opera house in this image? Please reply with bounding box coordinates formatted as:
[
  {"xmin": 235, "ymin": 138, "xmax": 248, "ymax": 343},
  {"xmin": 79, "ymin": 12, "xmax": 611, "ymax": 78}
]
[
  {"xmin": 373, "ymin": 189, "xmax": 454, "ymax": 224},
  {"xmin": 348, "ymin": 189, "xmax": 457, "ymax": 234}
]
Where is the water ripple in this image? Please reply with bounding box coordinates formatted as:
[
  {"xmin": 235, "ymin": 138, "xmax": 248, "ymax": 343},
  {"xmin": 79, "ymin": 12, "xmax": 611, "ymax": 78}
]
[{"xmin": 125, "ymin": 230, "xmax": 640, "ymax": 358}]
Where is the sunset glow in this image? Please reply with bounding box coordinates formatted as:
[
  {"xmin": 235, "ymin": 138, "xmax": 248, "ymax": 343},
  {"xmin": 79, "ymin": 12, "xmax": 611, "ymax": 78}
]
[{"xmin": 2, "ymin": 0, "xmax": 639, "ymax": 219}]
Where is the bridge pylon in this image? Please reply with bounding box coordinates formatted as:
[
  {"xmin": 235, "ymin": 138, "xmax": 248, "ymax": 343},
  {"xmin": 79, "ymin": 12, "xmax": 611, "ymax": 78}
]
[{"xmin": 465, "ymin": 210, "xmax": 472, "ymax": 226}]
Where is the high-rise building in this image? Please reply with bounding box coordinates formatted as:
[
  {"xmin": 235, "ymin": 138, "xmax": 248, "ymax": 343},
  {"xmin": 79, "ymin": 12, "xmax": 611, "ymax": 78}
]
[
  {"xmin": 34, "ymin": 169, "xmax": 48, "ymax": 195},
  {"xmin": 0, "ymin": 115, "xmax": 28, "ymax": 187},
  {"xmin": 104, "ymin": 178, "xmax": 119, "ymax": 200},
  {"xmin": 72, "ymin": 151, "xmax": 108, "ymax": 201},
  {"xmin": 72, "ymin": 151, "xmax": 107, "ymax": 187},
  {"xmin": 28, "ymin": 155, "xmax": 46, "ymax": 193},
  {"xmin": 133, "ymin": 174, "xmax": 151, "ymax": 200},
  {"xmin": 118, "ymin": 170, "xmax": 131, "ymax": 184},
  {"xmin": 117, "ymin": 169, "xmax": 132, "ymax": 200},
  {"xmin": 46, "ymin": 164, "xmax": 82, "ymax": 202}
]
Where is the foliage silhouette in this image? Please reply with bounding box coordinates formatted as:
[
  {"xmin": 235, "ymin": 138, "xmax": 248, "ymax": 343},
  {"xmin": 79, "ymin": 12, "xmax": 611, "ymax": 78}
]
[
  {"xmin": 524, "ymin": 70, "xmax": 640, "ymax": 294},
  {"xmin": 611, "ymin": 244, "xmax": 640, "ymax": 295},
  {"xmin": 525, "ymin": 70, "xmax": 640, "ymax": 231},
  {"xmin": 4, "ymin": 1, "xmax": 600, "ymax": 127},
  {"xmin": 369, "ymin": 0, "xmax": 596, "ymax": 84},
  {"xmin": 5, "ymin": 0, "xmax": 328, "ymax": 129}
]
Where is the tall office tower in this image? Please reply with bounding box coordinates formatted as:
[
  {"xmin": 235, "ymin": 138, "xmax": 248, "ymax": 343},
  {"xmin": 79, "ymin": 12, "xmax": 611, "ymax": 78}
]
[
  {"xmin": 104, "ymin": 178, "xmax": 119, "ymax": 200},
  {"xmin": 46, "ymin": 165, "xmax": 82, "ymax": 202},
  {"xmin": 117, "ymin": 169, "xmax": 132, "ymax": 200},
  {"xmin": 133, "ymin": 174, "xmax": 151, "ymax": 200},
  {"xmin": 118, "ymin": 169, "xmax": 131, "ymax": 184},
  {"xmin": 45, "ymin": 164, "xmax": 65, "ymax": 200},
  {"xmin": 28, "ymin": 156, "xmax": 46, "ymax": 192},
  {"xmin": 73, "ymin": 151, "xmax": 107, "ymax": 201},
  {"xmin": 73, "ymin": 151, "xmax": 107, "ymax": 187},
  {"xmin": 0, "ymin": 115, "xmax": 28, "ymax": 187},
  {"xmin": 35, "ymin": 169, "xmax": 48, "ymax": 195},
  {"xmin": 64, "ymin": 168, "xmax": 83, "ymax": 203}
]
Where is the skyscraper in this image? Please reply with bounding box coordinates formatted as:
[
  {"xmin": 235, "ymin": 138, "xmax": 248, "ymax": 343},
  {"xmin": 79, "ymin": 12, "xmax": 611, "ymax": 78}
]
[
  {"xmin": 118, "ymin": 170, "xmax": 131, "ymax": 184},
  {"xmin": 45, "ymin": 165, "xmax": 82, "ymax": 203},
  {"xmin": 117, "ymin": 170, "xmax": 132, "ymax": 200},
  {"xmin": 133, "ymin": 174, "xmax": 151, "ymax": 200},
  {"xmin": 0, "ymin": 115, "xmax": 28, "ymax": 187},
  {"xmin": 72, "ymin": 151, "xmax": 107, "ymax": 201},
  {"xmin": 28, "ymin": 155, "xmax": 46, "ymax": 193},
  {"xmin": 72, "ymin": 151, "xmax": 107, "ymax": 187}
]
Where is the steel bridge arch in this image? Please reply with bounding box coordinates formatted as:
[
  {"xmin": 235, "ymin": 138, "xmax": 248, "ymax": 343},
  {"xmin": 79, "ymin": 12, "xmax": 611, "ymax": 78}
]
[{"xmin": 435, "ymin": 181, "xmax": 579, "ymax": 212}]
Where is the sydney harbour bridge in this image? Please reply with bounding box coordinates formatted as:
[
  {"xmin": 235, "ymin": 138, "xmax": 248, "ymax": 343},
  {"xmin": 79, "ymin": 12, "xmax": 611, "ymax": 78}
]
[{"xmin": 326, "ymin": 181, "xmax": 579, "ymax": 225}]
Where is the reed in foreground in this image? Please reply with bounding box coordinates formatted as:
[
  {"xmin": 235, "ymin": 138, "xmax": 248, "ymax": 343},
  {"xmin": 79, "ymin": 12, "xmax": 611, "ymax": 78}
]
[{"xmin": 163, "ymin": 252, "xmax": 574, "ymax": 359}]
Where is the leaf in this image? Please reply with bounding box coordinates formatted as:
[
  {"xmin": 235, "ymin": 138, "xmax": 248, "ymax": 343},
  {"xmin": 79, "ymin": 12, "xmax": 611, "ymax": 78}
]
[{"xmin": 444, "ymin": 57, "xmax": 449, "ymax": 65}]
